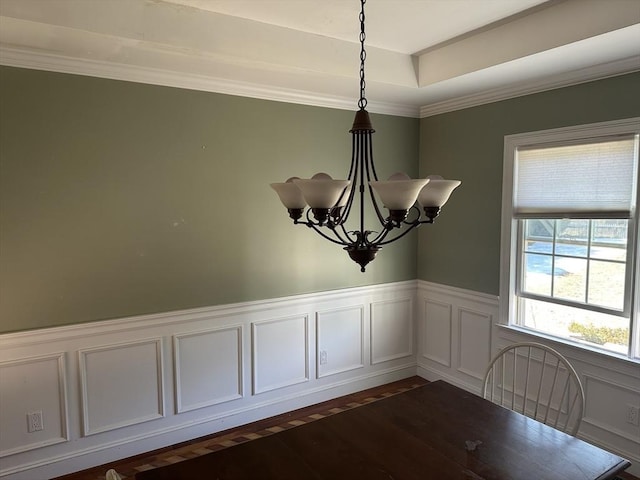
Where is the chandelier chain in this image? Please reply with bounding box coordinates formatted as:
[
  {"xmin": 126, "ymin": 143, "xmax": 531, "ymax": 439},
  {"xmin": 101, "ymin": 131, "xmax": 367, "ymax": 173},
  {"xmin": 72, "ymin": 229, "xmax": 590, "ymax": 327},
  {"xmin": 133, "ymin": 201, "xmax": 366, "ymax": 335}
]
[{"xmin": 358, "ymin": 0, "xmax": 367, "ymax": 110}]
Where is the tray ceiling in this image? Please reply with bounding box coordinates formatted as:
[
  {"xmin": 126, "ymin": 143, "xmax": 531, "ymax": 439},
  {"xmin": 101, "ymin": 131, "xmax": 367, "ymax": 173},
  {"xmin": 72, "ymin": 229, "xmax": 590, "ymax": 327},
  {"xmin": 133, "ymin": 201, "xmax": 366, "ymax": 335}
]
[{"xmin": 1, "ymin": 0, "xmax": 639, "ymax": 117}]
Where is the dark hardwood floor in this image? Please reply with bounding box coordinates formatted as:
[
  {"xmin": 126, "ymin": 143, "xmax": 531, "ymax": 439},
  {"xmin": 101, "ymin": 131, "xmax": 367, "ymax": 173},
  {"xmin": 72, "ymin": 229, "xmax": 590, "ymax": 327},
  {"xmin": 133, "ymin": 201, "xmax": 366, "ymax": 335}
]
[
  {"xmin": 55, "ymin": 377, "xmax": 427, "ymax": 480},
  {"xmin": 54, "ymin": 376, "xmax": 638, "ymax": 480}
]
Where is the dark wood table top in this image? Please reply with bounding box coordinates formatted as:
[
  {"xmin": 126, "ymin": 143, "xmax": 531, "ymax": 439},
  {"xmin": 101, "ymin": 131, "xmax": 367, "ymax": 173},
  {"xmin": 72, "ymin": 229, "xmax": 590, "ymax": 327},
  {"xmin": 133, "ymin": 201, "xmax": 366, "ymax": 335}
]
[{"xmin": 136, "ymin": 380, "xmax": 631, "ymax": 480}]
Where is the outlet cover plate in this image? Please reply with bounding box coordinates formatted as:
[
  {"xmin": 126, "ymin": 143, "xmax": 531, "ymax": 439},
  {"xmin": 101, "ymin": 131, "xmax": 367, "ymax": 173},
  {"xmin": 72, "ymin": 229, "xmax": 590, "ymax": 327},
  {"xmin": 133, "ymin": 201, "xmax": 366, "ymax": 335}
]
[{"xmin": 27, "ymin": 411, "xmax": 44, "ymax": 433}]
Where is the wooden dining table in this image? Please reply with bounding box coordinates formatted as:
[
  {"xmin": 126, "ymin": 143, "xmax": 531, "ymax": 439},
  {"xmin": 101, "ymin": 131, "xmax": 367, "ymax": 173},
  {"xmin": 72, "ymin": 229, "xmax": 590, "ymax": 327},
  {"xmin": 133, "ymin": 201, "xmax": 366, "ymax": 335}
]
[{"xmin": 136, "ymin": 380, "xmax": 631, "ymax": 480}]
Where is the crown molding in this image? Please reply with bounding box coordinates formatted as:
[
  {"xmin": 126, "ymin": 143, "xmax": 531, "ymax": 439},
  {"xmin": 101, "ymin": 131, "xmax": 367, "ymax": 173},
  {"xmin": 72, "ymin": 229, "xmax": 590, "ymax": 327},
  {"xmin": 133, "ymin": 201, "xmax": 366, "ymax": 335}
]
[
  {"xmin": 2, "ymin": 46, "xmax": 636, "ymax": 120},
  {"xmin": 419, "ymin": 56, "xmax": 640, "ymax": 118},
  {"xmin": 0, "ymin": 46, "xmax": 420, "ymax": 118}
]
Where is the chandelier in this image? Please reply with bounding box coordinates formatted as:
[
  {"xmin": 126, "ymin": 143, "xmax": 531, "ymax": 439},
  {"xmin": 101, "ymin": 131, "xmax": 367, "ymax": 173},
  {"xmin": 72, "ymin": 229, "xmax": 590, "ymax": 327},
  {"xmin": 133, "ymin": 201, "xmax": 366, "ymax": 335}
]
[{"xmin": 271, "ymin": 0, "xmax": 460, "ymax": 272}]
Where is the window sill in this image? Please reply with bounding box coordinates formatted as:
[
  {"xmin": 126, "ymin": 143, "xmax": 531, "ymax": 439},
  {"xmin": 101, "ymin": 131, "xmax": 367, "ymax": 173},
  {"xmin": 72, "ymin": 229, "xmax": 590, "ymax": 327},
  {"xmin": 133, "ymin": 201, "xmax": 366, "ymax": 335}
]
[{"xmin": 496, "ymin": 323, "xmax": 640, "ymax": 366}]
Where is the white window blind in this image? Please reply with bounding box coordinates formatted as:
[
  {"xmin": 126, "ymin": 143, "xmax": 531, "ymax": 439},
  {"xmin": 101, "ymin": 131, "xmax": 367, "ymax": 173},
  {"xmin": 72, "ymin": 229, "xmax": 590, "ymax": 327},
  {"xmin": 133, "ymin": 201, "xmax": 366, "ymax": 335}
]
[{"xmin": 514, "ymin": 135, "xmax": 638, "ymax": 218}]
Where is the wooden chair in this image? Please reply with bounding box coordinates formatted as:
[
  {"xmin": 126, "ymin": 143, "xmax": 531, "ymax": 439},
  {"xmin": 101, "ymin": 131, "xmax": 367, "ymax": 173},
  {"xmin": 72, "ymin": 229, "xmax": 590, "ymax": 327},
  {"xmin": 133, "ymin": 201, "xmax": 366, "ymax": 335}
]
[{"xmin": 482, "ymin": 342, "xmax": 585, "ymax": 436}]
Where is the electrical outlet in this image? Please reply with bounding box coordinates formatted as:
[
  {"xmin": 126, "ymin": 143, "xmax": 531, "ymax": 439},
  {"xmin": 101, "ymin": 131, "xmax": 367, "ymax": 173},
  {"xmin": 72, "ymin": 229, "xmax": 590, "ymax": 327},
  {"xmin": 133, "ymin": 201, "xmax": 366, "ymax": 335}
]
[
  {"xmin": 27, "ymin": 411, "xmax": 44, "ymax": 433},
  {"xmin": 627, "ymin": 404, "xmax": 639, "ymax": 426},
  {"xmin": 319, "ymin": 350, "xmax": 328, "ymax": 365}
]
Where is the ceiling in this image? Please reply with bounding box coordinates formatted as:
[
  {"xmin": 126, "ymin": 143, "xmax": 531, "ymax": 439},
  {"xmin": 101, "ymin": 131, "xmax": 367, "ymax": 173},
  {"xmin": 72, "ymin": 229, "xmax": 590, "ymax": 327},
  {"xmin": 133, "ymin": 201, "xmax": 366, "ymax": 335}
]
[
  {"xmin": 1, "ymin": 0, "xmax": 639, "ymax": 117},
  {"xmin": 164, "ymin": 0, "xmax": 548, "ymax": 55}
]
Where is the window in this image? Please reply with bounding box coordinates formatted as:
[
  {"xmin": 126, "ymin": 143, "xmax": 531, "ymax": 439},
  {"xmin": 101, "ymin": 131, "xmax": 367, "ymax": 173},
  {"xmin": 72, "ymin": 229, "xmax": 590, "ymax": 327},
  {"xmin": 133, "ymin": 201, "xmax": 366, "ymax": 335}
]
[{"xmin": 501, "ymin": 118, "xmax": 640, "ymax": 359}]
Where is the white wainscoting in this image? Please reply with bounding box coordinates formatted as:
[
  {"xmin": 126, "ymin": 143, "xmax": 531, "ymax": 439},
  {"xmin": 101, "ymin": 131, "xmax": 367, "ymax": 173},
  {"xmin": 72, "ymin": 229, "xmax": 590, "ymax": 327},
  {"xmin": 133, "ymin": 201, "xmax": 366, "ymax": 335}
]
[
  {"xmin": 370, "ymin": 297, "xmax": 414, "ymax": 365},
  {"xmin": 421, "ymin": 299, "xmax": 452, "ymax": 368},
  {"xmin": 417, "ymin": 281, "xmax": 498, "ymax": 392},
  {"xmin": 252, "ymin": 315, "xmax": 309, "ymax": 394},
  {"xmin": 79, "ymin": 339, "xmax": 165, "ymax": 436},
  {"xmin": 0, "ymin": 353, "xmax": 69, "ymax": 457},
  {"xmin": 0, "ymin": 281, "xmax": 417, "ymax": 480},
  {"xmin": 2, "ymin": 280, "xmax": 637, "ymax": 478},
  {"xmin": 173, "ymin": 326, "xmax": 243, "ymax": 413},
  {"xmin": 316, "ymin": 305, "xmax": 364, "ymax": 378},
  {"xmin": 417, "ymin": 280, "xmax": 640, "ymax": 476}
]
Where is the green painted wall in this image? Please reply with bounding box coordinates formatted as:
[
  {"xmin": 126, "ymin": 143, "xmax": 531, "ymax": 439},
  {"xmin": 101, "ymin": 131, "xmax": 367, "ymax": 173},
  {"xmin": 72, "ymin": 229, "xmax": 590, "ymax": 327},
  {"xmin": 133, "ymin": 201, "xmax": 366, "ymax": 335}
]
[
  {"xmin": 418, "ymin": 72, "xmax": 640, "ymax": 294},
  {"xmin": 6, "ymin": 67, "xmax": 636, "ymax": 333},
  {"xmin": 0, "ymin": 66, "xmax": 419, "ymax": 333}
]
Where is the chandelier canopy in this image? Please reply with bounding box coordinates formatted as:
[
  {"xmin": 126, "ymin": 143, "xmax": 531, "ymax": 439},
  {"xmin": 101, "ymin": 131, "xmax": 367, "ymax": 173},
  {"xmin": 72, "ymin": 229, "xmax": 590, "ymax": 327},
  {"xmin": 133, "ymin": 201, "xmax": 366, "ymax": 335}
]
[{"xmin": 271, "ymin": 0, "xmax": 461, "ymax": 272}]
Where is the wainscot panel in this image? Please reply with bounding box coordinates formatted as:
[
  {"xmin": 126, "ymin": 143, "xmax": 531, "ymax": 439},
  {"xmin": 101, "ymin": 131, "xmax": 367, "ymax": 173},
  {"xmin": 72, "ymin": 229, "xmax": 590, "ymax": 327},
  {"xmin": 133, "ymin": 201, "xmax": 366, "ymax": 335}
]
[
  {"xmin": 457, "ymin": 308, "xmax": 493, "ymax": 380},
  {"xmin": 173, "ymin": 326, "xmax": 243, "ymax": 413},
  {"xmin": 0, "ymin": 353, "xmax": 69, "ymax": 457},
  {"xmin": 79, "ymin": 339, "xmax": 165, "ymax": 436},
  {"xmin": 252, "ymin": 315, "xmax": 310, "ymax": 394},
  {"xmin": 0, "ymin": 281, "xmax": 417, "ymax": 480},
  {"xmin": 420, "ymin": 299, "xmax": 452, "ymax": 368},
  {"xmin": 316, "ymin": 305, "xmax": 364, "ymax": 378},
  {"xmin": 370, "ymin": 297, "xmax": 414, "ymax": 365},
  {"xmin": 583, "ymin": 374, "xmax": 640, "ymax": 444}
]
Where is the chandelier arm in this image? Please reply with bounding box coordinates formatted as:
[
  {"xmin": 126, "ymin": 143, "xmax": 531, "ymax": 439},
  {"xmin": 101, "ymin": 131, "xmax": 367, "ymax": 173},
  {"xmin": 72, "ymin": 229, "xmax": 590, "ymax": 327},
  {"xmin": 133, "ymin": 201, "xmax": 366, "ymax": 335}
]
[
  {"xmin": 341, "ymin": 183, "xmax": 357, "ymax": 223},
  {"xmin": 300, "ymin": 209, "xmax": 354, "ymax": 245},
  {"xmin": 368, "ymin": 183, "xmax": 388, "ymax": 226},
  {"xmin": 334, "ymin": 138, "xmax": 360, "ymax": 226},
  {"xmin": 401, "ymin": 205, "xmax": 423, "ymax": 225},
  {"xmin": 365, "ymin": 130, "xmax": 379, "ymax": 181},
  {"xmin": 357, "ymin": 134, "xmax": 366, "ymax": 237},
  {"xmin": 337, "ymin": 223, "xmax": 358, "ymax": 244},
  {"xmin": 367, "ymin": 226, "xmax": 392, "ymax": 246},
  {"xmin": 301, "ymin": 208, "xmax": 330, "ymax": 229},
  {"xmin": 375, "ymin": 221, "xmax": 422, "ymax": 247},
  {"xmin": 368, "ymin": 205, "xmax": 426, "ymax": 245},
  {"xmin": 359, "ymin": 133, "xmax": 387, "ymax": 226},
  {"xmin": 306, "ymin": 223, "xmax": 351, "ymax": 246},
  {"xmin": 346, "ymin": 132, "xmax": 358, "ymax": 182},
  {"xmin": 304, "ymin": 207, "xmax": 315, "ymax": 225}
]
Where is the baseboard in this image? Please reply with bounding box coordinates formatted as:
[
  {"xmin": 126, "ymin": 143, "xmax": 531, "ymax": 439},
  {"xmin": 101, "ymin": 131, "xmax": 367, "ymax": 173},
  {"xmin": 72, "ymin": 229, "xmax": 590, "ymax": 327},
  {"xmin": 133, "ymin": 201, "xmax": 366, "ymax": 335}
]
[{"xmin": 416, "ymin": 364, "xmax": 481, "ymax": 396}]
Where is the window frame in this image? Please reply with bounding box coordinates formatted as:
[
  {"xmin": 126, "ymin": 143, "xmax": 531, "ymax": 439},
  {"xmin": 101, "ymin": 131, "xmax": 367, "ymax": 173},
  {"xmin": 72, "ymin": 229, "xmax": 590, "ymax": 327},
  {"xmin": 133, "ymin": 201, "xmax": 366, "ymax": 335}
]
[
  {"xmin": 516, "ymin": 218, "xmax": 632, "ymax": 317},
  {"xmin": 500, "ymin": 117, "xmax": 640, "ymax": 361}
]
